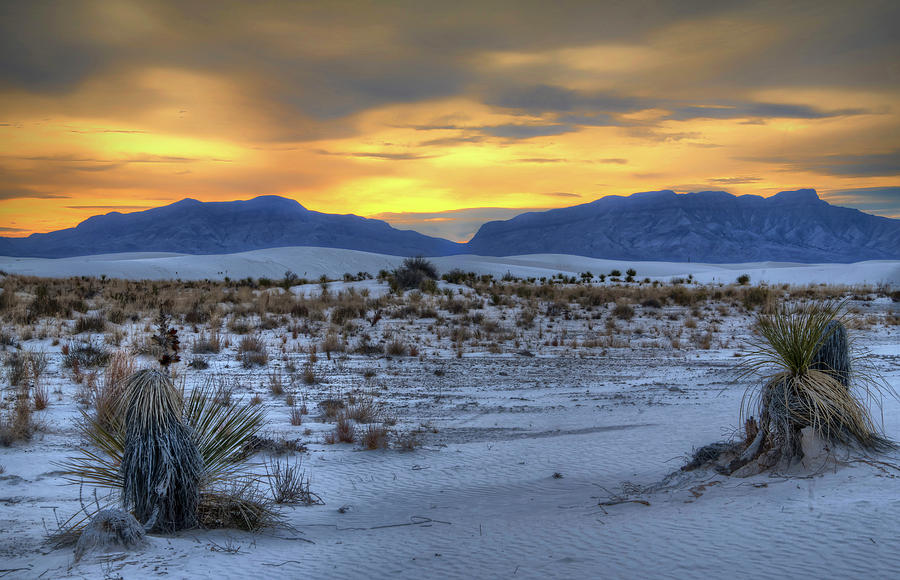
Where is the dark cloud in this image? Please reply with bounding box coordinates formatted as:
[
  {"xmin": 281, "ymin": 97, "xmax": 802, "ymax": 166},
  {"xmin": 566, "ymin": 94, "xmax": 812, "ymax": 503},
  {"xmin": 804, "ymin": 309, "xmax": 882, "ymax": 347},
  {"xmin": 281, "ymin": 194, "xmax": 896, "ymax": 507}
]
[
  {"xmin": 0, "ymin": 226, "xmax": 28, "ymax": 232},
  {"xmin": 708, "ymin": 176, "xmax": 763, "ymax": 184},
  {"xmin": 65, "ymin": 205, "xmax": 150, "ymax": 210},
  {"xmin": 517, "ymin": 158, "xmax": 564, "ymax": 164},
  {"xmin": 419, "ymin": 135, "xmax": 485, "ymax": 147},
  {"xmin": 4, "ymin": 0, "xmax": 893, "ymax": 128},
  {"xmin": 748, "ymin": 151, "xmax": 900, "ymax": 177},
  {"xmin": 822, "ymin": 186, "xmax": 900, "ymax": 217},
  {"xmin": 480, "ymin": 124, "xmax": 576, "ymax": 139},
  {"xmin": 0, "ymin": 187, "xmax": 70, "ymax": 200},
  {"xmin": 543, "ymin": 192, "xmax": 581, "ymax": 197},
  {"xmin": 665, "ymin": 102, "xmax": 868, "ymax": 121},
  {"xmin": 315, "ymin": 149, "xmax": 435, "ymax": 161}
]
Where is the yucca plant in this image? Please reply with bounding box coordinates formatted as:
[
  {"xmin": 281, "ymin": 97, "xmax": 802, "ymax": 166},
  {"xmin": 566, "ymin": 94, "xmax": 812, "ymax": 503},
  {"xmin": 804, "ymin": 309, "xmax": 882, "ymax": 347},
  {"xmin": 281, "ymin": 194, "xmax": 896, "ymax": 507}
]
[
  {"xmin": 725, "ymin": 300, "xmax": 893, "ymax": 474},
  {"xmin": 59, "ymin": 374, "xmax": 267, "ymax": 531},
  {"xmin": 120, "ymin": 369, "xmax": 203, "ymax": 532}
]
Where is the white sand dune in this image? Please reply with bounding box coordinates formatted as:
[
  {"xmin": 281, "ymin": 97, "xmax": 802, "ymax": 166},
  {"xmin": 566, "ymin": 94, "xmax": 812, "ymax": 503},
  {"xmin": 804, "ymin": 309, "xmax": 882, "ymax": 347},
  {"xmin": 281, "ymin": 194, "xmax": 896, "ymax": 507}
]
[
  {"xmin": 1, "ymin": 246, "xmax": 898, "ymax": 286},
  {"xmin": 0, "ymin": 248, "xmax": 898, "ymax": 578}
]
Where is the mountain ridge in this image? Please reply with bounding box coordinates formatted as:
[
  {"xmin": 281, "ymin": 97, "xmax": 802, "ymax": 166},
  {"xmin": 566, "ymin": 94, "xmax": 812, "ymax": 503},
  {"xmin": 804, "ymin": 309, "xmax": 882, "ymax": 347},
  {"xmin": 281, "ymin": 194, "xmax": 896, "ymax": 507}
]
[{"xmin": 1, "ymin": 190, "xmax": 898, "ymax": 263}]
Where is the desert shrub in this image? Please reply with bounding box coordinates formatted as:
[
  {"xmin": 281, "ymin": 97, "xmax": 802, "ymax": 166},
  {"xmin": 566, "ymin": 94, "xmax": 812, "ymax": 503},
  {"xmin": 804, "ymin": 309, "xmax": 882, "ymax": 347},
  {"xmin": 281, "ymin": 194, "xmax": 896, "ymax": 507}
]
[
  {"xmin": 385, "ymin": 338, "xmax": 408, "ymax": 356},
  {"xmin": 346, "ymin": 394, "xmax": 380, "ymax": 423},
  {"xmin": 331, "ymin": 304, "xmax": 366, "ymax": 325},
  {"xmin": 238, "ymin": 335, "xmax": 268, "ymax": 368},
  {"xmin": 335, "ymin": 414, "xmax": 355, "ymax": 443},
  {"xmin": 267, "ymin": 369, "xmax": 285, "ymax": 396},
  {"xmin": 395, "ymin": 430, "xmax": 422, "ymax": 451},
  {"xmin": 363, "ymin": 424, "xmax": 390, "ymax": 450},
  {"xmin": 266, "ymin": 458, "xmax": 323, "ymax": 505},
  {"xmin": 737, "ymin": 274, "xmax": 751, "ymax": 285},
  {"xmin": 320, "ymin": 332, "xmax": 343, "ymax": 358},
  {"xmin": 4, "ymin": 351, "xmax": 30, "ymax": 386},
  {"xmin": 392, "ymin": 257, "xmax": 438, "ymax": 291},
  {"xmin": 193, "ymin": 330, "xmax": 222, "ymax": 354},
  {"xmin": 75, "ymin": 315, "xmax": 107, "ymax": 334},
  {"xmin": 0, "ymin": 385, "xmax": 34, "ymax": 446},
  {"xmin": 93, "ymin": 351, "xmax": 135, "ymax": 431},
  {"xmin": 289, "ymin": 406, "xmax": 303, "ymax": 426},
  {"xmin": 32, "ymin": 382, "xmax": 49, "ymax": 410},
  {"xmin": 63, "ymin": 339, "xmax": 111, "ymax": 368},
  {"xmin": 60, "ymin": 373, "xmax": 266, "ymax": 529},
  {"xmin": 743, "ymin": 286, "xmax": 773, "ymax": 311},
  {"xmin": 318, "ymin": 398, "xmax": 344, "ymax": 419},
  {"xmin": 198, "ymin": 480, "xmax": 280, "ymax": 531},
  {"xmin": 26, "ymin": 285, "xmax": 67, "ymax": 322},
  {"xmin": 612, "ymin": 303, "xmax": 635, "ymax": 320}
]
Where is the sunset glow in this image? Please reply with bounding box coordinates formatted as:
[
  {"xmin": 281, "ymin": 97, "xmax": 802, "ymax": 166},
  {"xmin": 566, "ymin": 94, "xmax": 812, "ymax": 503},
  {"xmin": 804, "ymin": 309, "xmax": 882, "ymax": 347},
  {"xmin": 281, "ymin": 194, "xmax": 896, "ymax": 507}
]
[{"xmin": 1, "ymin": 1, "xmax": 898, "ymax": 241}]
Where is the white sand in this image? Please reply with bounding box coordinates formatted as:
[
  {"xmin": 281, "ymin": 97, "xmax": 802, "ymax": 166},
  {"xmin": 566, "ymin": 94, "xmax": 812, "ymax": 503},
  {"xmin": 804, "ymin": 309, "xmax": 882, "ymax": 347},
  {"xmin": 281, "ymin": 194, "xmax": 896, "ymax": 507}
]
[
  {"xmin": 0, "ymin": 252, "xmax": 898, "ymax": 579},
  {"xmin": 1, "ymin": 247, "xmax": 898, "ymax": 286}
]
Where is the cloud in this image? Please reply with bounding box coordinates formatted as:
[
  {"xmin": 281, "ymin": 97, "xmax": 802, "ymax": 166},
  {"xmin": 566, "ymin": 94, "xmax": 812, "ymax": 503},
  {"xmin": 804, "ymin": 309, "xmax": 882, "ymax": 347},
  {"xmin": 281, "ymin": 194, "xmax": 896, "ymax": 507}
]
[
  {"xmin": 543, "ymin": 192, "xmax": 581, "ymax": 197},
  {"xmin": 479, "ymin": 123, "xmax": 576, "ymax": 139},
  {"xmin": 708, "ymin": 176, "xmax": 763, "ymax": 184},
  {"xmin": 65, "ymin": 205, "xmax": 150, "ymax": 211},
  {"xmin": 373, "ymin": 206, "xmax": 552, "ymax": 241},
  {"xmin": 0, "ymin": 188, "xmax": 70, "ymax": 200},
  {"xmin": 664, "ymin": 102, "xmax": 868, "ymax": 121},
  {"xmin": 821, "ymin": 186, "xmax": 900, "ymax": 218},
  {"xmin": 0, "ymin": 226, "xmax": 27, "ymax": 232},
  {"xmin": 315, "ymin": 149, "xmax": 435, "ymax": 161},
  {"xmin": 748, "ymin": 151, "xmax": 900, "ymax": 177}
]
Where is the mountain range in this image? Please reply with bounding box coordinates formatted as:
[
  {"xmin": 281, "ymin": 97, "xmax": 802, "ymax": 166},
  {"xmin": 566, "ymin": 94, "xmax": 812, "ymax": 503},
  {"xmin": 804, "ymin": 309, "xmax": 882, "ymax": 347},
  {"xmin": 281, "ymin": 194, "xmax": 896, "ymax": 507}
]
[{"xmin": 1, "ymin": 189, "xmax": 898, "ymax": 263}]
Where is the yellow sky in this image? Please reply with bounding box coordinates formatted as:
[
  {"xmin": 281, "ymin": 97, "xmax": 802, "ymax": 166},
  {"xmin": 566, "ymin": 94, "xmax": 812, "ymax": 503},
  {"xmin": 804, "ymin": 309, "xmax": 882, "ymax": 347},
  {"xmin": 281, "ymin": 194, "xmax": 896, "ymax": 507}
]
[{"xmin": 1, "ymin": 1, "xmax": 898, "ymax": 241}]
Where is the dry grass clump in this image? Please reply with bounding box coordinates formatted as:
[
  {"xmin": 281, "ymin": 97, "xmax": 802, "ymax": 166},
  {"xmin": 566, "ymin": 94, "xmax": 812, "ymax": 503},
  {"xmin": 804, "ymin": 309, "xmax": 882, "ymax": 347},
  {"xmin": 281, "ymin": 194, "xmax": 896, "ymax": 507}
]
[
  {"xmin": 346, "ymin": 393, "xmax": 380, "ymax": 423},
  {"xmin": 0, "ymin": 384, "xmax": 35, "ymax": 446},
  {"xmin": 74, "ymin": 315, "xmax": 107, "ymax": 334},
  {"xmin": 320, "ymin": 331, "xmax": 343, "ymax": 358},
  {"xmin": 363, "ymin": 424, "xmax": 390, "ymax": 450},
  {"xmin": 238, "ymin": 335, "xmax": 268, "ymax": 368},
  {"xmin": 192, "ymin": 330, "xmax": 222, "ymax": 354},
  {"xmin": 63, "ymin": 339, "xmax": 111, "ymax": 369},
  {"xmin": 385, "ymin": 338, "xmax": 408, "ymax": 356},
  {"xmin": 198, "ymin": 481, "xmax": 280, "ymax": 531},
  {"xmin": 268, "ymin": 369, "xmax": 285, "ymax": 396},
  {"xmin": 91, "ymin": 351, "xmax": 135, "ymax": 431},
  {"xmin": 266, "ymin": 458, "xmax": 323, "ymax": 505},
  {"xmin": 325, "ymin": 413, "xmax": 356, "ymax": 444}
]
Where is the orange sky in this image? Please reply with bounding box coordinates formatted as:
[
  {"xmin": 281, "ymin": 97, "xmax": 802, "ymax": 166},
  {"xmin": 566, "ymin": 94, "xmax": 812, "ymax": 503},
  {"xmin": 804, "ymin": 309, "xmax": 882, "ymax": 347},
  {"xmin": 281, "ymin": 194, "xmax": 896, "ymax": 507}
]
[{"xmin": 1, "ymin": 1, "xmax": 898, "ymax": 241}]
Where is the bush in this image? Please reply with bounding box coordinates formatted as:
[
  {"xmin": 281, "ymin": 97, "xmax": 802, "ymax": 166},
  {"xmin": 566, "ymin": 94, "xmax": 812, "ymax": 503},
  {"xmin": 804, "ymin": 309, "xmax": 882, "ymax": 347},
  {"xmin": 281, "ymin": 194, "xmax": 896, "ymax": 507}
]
[
  {"xmin": 75, "ymin": 315, "xmax": 107, "ymax": 334},
  {"xmin": 737, "ymin": 274, "xmax": 750, "ymax": 285},
  {"xmin": 612, "ymin": 303, "xmax": 635, "ymax": 320},
  {"xmin": 63, "ymin": 340, "xmax": 111, "ymax": 369},
  {"xmin": 266, "ymin": 458, "xmax": 322, "ymax": 505},
  {"xmin": 392, "ymin": 257, "xmax": 438, "ymax": 291}
]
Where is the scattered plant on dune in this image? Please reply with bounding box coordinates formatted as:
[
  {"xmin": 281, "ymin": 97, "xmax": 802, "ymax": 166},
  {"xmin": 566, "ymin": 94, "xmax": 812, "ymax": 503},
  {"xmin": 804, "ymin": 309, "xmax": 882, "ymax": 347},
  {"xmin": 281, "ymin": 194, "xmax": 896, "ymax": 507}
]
[
  {"xmin": 266, "ymin": 457, "xmax": 323, "ymax": 505},
  {"xmin": 119, "ymin": 369, "xmax": 203, "ymax": 532},
  {"xmin": 391, "ymin": 256, "xmax": 439, "ymax": 291},
  {"xmin": 59, "ymin": 369, "xmax": 267, "ymax": 533},
  {"xmin": 720, "ymin": 300, "xmax": 894, "ymax": 475}
]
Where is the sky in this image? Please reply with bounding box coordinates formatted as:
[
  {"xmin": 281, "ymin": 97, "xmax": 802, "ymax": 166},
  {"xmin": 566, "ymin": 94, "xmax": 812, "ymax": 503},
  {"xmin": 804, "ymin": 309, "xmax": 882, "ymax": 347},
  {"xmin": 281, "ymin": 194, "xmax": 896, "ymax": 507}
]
[{"xmin": 1, "ymin": 0, "xmax": 898, "ymax": 241}]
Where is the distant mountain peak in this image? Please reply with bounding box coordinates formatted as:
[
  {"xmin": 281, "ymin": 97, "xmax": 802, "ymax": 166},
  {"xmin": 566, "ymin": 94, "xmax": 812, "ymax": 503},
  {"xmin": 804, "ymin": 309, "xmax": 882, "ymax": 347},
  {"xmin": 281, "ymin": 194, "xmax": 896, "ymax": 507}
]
[
  {"xmin": 466, "ymin": 188, "xmax": 899, "ymax": 263},
  {"xmin": 1, "ymin": 190, "xmax": 896, "ymax": 263}
]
